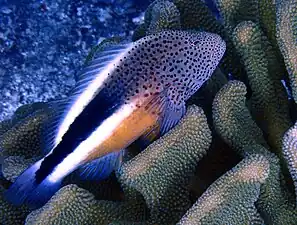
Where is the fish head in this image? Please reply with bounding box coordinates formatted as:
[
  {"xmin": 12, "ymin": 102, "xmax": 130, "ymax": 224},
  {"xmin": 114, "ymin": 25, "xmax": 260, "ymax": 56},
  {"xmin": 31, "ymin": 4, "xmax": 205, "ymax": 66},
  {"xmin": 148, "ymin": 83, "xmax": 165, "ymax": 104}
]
[
  {"xmin": 186, "ymin": 31, "xmax": 226, "ymax": 72},
  {"xmin": 145, "ymin": 30, "xmax": 226, "ymax": 101},
  {"xmin": 166, "ymin": 31, "xmax": 226, "ymax": 100}
]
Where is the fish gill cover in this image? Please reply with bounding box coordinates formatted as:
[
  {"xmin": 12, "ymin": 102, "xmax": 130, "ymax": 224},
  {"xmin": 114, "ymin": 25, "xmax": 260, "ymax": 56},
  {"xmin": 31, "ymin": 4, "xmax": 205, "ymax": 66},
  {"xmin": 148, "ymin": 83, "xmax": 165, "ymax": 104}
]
[{"xmin": 1, "ymin": 0, "xmax": 297, "ymax": 225}]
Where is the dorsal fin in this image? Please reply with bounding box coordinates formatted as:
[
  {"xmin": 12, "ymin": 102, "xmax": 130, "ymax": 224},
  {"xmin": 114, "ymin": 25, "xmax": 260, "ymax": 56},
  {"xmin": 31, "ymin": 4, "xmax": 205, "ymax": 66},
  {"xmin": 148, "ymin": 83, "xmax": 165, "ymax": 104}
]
[
  {"xmin": 41, "ymin": 42, "xmax": 133, "ymax": 155},
  {"xmin": 71, "ymin": 42, "xmax": 132, "ymax": 96}
]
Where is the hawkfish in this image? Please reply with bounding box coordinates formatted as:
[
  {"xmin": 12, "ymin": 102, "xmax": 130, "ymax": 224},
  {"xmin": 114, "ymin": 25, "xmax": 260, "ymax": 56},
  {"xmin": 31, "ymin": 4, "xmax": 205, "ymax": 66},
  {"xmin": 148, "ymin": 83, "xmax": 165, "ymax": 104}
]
[{"xmin": 5, "ymin": 30, "xmax": 226, "ymax": 208}]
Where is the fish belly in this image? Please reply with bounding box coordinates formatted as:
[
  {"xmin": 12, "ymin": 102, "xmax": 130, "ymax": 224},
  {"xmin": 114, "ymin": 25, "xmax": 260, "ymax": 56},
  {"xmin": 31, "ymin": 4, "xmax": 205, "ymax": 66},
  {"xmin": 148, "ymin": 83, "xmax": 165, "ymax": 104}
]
[{"xmin": 84, "ymin": 104, "xmax": 160, "ymax": 162}]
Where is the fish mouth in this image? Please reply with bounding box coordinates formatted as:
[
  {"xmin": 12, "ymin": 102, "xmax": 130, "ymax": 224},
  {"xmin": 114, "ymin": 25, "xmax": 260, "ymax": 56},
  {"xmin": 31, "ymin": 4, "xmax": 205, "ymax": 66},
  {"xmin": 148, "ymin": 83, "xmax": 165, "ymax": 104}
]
[{"xmin": 219, "ymin": 38, "xmax": 226, "ymax": 57}]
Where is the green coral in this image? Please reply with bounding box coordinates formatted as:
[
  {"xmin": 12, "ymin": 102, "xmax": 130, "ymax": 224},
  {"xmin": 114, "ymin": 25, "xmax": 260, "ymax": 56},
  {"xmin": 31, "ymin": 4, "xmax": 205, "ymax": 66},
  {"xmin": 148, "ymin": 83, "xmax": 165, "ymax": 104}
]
[
  {"xmin": 11, "ymin": 102, "xmax": 49, "ymax": 124},
  {"xmin": 146, "ymin": 0, "xmax": 181, "ymax": 35},
  {"xmin": 178, "ymin": 154, "xmax": 269, "ymax": 225},
  {"xmin": 0, "ymin": 120, "xmax": 12, "ymax": 136},
  {"xmin": 2, "ymin": 156, "xmax": 37, "ymax": 182},
  {"xmin": 213, "ymin": 80, "xmax": 297, "ymax": 224},
  {"xmin": 25, "ymin": 184, "xmax": 147, "ymax": 225},
  {"xmin": 232, "ymin": 21, "xmax": 291, "ymax": 155},
  {"xmin": 133, "ymin": 0, "xmax": 181, "ymax": 40},
  {"xmin": 276, "ymin": 0, "xmax": 297, "ymax": 104},
  {"xmin": 214, "ymin": 0, "xmax": 259, "ymax": 33},
  {"xmin": 0, "ymin": 105, "xmax": 52, "ymax": 158},
  {"xmin": 282, "ymin": 121, "xmax": 297, "ymax": 205}
]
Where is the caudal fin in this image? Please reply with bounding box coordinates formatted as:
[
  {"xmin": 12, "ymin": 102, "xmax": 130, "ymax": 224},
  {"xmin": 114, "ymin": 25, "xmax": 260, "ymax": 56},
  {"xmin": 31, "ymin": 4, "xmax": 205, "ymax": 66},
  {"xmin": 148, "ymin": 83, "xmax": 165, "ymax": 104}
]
[{"xmin": 4, "ymin": 159, "xmax": 61, "ymax": 209}]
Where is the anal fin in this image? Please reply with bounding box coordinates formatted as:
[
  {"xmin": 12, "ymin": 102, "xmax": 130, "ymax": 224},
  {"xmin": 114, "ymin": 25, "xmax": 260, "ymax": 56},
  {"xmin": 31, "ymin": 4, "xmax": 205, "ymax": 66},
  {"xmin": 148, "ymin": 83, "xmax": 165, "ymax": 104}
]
[{"xmin": 78, "ymin": 149, "xmax": 126, "ymax": 181}]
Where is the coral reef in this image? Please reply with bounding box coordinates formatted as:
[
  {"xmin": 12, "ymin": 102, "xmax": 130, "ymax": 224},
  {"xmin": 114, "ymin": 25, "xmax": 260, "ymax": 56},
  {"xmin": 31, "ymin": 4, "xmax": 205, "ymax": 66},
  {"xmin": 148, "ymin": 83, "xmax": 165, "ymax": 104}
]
[
  {"xmin": 178, "ymin": 154, "xmax": 269, "ymax": 225},
  {"xmin": 213, "ymin": 80, "xmax": 297, "ymax": 224},
  {"xmin": 2, "ymin": 0, "xmax": 297, "ymax": 224}
]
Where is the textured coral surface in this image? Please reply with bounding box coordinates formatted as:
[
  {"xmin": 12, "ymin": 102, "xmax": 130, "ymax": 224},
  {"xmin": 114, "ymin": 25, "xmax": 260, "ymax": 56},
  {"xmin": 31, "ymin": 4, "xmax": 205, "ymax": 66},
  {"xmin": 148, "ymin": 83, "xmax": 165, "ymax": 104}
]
[{"xmin": 2, "ymin": 0, "xmax": 297, "ymax": 224}]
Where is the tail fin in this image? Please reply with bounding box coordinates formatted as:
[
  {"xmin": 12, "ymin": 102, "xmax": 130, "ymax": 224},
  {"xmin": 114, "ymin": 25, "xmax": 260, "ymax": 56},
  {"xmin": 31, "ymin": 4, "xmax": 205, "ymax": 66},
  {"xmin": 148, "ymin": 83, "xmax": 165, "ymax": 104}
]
[{"xmin": 4, "ymin": 159, "xmax": 61, "ymax": 209}]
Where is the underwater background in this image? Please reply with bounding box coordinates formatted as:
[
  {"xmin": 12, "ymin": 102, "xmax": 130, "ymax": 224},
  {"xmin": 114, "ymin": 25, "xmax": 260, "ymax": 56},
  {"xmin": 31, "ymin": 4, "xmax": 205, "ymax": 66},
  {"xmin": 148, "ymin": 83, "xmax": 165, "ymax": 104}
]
[
  {"xmin": 1, "ymin": 0, "xmax": 297, "ymax": 224},
  {"xmin": 0, "ymin": 0, "xmax": 150, "ymax": 121}
]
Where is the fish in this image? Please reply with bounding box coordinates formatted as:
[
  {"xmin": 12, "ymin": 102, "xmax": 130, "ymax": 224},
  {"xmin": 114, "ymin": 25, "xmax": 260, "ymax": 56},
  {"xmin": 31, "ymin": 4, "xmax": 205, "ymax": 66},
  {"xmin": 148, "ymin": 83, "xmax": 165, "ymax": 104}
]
[{"xmin": 5, "ymin": 30, "xmax": 226, "ymax": 208}]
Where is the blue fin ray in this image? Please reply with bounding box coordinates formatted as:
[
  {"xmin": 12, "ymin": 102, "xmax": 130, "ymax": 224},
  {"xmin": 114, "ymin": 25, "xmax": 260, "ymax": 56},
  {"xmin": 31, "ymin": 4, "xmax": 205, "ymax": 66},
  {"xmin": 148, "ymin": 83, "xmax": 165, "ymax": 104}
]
[
  {"xmin": 4, "ymin": 158, "xmax": 61, "ymax": 209},
  {"xmin": 78, "ymin": 149, "xmax": 126, "ymax": 180}
]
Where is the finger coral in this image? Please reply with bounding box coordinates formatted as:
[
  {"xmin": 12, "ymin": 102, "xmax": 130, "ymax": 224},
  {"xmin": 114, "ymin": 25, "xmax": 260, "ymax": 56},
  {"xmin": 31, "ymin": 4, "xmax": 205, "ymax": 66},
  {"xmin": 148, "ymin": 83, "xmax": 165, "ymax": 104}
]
[
  {"xmin": 2, "ymin": 0, "xmax": 297, "ymax": 224},
  {"xmin": 276, "ymin": 0, "xmax": 297, "ymax": 104},
  {"xmin": 213, "ymin": 80, "xmax": 297, "ymax": 224},
  {"xmin": 0, "ymin": 185, "xmax": 30, "ymax": 225},
  {"xmin": 214, "ymin": 0, "xmax": 259, "ymax": 33},
  {"xmin": 2, "ymin": 156, "xmax": 37, "ymax": 183},
  {"xmin": 232, "ymin": 21, "xmax": 291, "ymax": 155},
  {"xmin": 0, "ymin": 104, "xmax": 53, "ymax": 158},
  {"xmin": 25, "ymin": 184, "xmax": 147, "ymax": 225},
  {"xmin": 178, "ymin": 154, "xmax": 269, "ymax": 225},
  {"xmin": 282, "ymin": 121, "xmax": 297, "ymax": 205},
  {"xmin": 145, "ymin": 0, "xmax": 181, "ymax": 35}
]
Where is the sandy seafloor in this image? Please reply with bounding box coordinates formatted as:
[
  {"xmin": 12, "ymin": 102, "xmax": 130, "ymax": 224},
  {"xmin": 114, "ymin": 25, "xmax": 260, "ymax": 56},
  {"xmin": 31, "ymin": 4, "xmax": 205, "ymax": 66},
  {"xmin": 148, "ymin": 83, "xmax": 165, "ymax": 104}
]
[{"xmin": 0, "ymin": 0, "xmax": 150, "ymax": 121}]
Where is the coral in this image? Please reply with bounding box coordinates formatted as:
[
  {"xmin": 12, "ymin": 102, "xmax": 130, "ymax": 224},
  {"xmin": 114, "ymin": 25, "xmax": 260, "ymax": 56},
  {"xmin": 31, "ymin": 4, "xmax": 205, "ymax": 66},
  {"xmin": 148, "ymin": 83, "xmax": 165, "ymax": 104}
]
[
  {"xmin": 0, "ymin": 104, "xmax": 53, "ymax": 158},
  {"xmin": 276, "ymin": 0, "xmax": 297, "ymax": 104},
  {"xmin": 25, "ymin": 184, "xmax": 147, "ymax": 225},
  {"xmin": 11, "ymin": 102, "xmax": 49, "ymax": 124},
  {"xmin": 132, "ymin": 0, "xmax": 181, "ymax": 40},
  {"xmin": 0, "ymin": 185, "xmax": 30, "ymax": 225},
  {"xmin": 2, "ymin": 156, "xmax": 37, "ymax": 183},
  {"xmin": 213, "ymin": 80, "xmax": 297, "ymax": 224},
  {"xmin": 119, "ymin": 105, "xmax": 212, "ymax": 224},
  {"xmin": 173, "ymin": 0, "xmax": 223, "ymax": 32},
  {"xmin": 212, "ymin": 80, "xmax": 267, "ymax": 151},
  {"xmin": 0, "ymin": 120, "xmax": 12, "ymax": 136},
  {"xmin": 232, "ymin": 21, "xmax": 291, "ymax": 155},
  {"xmin": 178, "ymin": 154, "xmax": 269, "ymax": 225},
  {"xmin": 145, "ymin": 0, "xmax": 181, "ymax": 35},
  {"xmin": 282, "ymin": 121, "xmax": 297, "ymax": 205},
  {"xmin": 214, "ymin": 0, "xmax": 259, "ymax": 33}
]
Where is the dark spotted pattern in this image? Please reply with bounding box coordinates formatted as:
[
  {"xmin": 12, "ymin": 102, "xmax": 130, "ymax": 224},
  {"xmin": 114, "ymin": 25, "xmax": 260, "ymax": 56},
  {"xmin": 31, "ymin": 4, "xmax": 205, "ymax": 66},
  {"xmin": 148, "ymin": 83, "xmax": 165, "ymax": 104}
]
[{"xmin": 104, "ymin": 30, "xmax": 226, "ymax": 107}]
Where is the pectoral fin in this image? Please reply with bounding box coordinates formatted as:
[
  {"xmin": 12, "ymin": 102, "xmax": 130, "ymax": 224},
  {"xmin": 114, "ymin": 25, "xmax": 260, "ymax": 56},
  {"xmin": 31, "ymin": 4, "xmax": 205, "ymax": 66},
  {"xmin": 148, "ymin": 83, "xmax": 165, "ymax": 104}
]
[{"xmin": 135, "ymin": 100, "xmax": 186, "ymax": 150}]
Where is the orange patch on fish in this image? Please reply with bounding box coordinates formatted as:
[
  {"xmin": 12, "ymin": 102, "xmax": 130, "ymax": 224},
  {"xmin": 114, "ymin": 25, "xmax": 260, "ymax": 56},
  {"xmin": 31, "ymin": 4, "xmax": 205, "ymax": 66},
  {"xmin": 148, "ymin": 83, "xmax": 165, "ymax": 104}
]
[{"xmin": 84, "ymin": 98, "xmax": 162, "ymax": 162}]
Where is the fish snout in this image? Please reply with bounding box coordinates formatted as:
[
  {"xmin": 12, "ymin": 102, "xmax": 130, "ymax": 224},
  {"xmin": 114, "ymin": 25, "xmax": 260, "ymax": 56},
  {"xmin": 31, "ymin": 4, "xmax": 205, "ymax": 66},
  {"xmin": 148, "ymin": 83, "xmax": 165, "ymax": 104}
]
[{"xmin": 210, "ymin": 33, "xmax": 226, "ymax": 61}]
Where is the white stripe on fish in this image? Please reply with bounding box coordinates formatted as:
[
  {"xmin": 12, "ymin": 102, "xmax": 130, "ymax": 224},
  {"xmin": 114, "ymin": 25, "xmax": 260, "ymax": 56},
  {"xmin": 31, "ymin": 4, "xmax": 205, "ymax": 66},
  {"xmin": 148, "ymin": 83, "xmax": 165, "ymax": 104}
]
[
  {"xmin": 48, "ymin": 100, "xmax": 137, "ymax": 183},
  {"xmin": 55, "ymin": 43, "xmax": 134, "ymax": 145}
]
